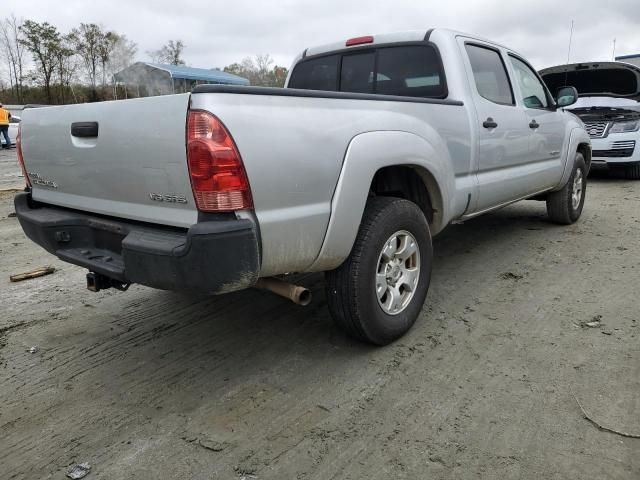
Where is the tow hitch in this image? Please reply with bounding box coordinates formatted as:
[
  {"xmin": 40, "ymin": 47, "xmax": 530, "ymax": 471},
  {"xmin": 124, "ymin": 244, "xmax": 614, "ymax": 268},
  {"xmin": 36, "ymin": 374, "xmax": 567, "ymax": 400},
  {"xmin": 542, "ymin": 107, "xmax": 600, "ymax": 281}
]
[{"xmin": 86, "ymin": 272, "xmax": 131, "ymax": 292}]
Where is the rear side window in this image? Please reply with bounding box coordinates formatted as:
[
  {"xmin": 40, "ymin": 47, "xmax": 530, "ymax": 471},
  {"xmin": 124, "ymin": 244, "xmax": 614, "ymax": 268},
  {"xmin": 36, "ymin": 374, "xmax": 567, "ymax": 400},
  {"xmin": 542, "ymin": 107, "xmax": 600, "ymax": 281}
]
[
  {"xmin": 288, "ymin": 45, "xmax": 446, "ymax": 98},
  {"xmin": 288, "ymin": 54, "xmax": 339, "ymax": 91},
  {"xmin": 376, "ymin": 46, "xmax": 445, "ymax": 97},
  {"xmin": 465, "ymin": 44, "xmax": 514, "ymax": 105}
]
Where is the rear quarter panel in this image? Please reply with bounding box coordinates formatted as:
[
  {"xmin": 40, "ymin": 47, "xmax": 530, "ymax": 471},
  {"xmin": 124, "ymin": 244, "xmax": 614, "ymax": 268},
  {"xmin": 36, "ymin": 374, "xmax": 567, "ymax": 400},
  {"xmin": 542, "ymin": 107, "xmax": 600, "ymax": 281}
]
[{"xmin": 191, "ymin": 92, "xmax": 473, "ymax": 276}]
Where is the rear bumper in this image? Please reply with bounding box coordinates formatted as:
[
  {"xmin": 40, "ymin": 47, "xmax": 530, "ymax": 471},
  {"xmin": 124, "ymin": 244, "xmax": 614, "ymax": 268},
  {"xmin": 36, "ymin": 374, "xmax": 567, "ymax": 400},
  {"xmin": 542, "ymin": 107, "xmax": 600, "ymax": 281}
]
[{"xmin": 14, "ymin": 193, "xmax": 260, "ymax": 294}]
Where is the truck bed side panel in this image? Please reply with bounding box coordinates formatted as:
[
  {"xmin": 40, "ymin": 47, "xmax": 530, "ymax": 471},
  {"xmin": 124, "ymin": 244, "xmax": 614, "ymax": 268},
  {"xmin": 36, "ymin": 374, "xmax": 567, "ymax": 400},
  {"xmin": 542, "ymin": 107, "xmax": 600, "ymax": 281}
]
[{"xmin": 191, "ymin": 92, "xmax": 472, "ymax": 276}]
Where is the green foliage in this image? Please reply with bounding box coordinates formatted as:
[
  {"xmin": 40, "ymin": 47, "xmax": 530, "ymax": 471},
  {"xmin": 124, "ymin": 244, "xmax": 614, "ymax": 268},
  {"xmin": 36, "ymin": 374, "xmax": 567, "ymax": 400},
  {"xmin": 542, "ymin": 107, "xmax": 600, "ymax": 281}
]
[
  {"xmin": 19, "ymin": 20, "xmax": 62, "ymax": 103},
  {"xmin": 0, "ymin": 83, "xmax": 117, "ymax": 104},
  {"xmin": 2, "ymin": 17, "xmax": 139, "ymax": 104},
  {"xmin": 1, "ymin": 17, "xmax": 287, "ymax": 104}
]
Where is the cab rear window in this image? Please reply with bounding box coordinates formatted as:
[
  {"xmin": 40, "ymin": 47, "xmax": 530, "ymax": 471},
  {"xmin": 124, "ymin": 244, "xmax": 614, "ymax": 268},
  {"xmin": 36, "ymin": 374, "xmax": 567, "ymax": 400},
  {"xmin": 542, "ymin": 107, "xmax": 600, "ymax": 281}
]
[
  {"xmin": 288, "ymin": 45, "xmax": 446, "ymax": 98},
  {"xmin": 288, "ymin": 54, "xmax": 339, "ymax": 91}
]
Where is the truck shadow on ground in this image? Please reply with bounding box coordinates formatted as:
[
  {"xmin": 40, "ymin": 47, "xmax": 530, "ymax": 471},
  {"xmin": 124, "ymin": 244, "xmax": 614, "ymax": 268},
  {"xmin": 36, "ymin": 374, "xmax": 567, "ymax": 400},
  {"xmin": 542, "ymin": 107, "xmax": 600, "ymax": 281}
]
[
  {"xmin": 77, "ymin": 199, "xmax": 560, "ymax": 375},
  {"xmin": 588, "ymin": 168, "xmax": 637, "ymax": 183}
]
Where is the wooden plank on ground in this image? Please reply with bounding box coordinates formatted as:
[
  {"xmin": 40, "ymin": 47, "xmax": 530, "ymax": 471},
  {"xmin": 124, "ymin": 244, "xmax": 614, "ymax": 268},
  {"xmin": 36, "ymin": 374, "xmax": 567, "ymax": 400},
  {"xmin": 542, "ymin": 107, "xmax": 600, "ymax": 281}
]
[{"xmin": 10, "ymin": 266, "xmax": 55, "ymax": 282}]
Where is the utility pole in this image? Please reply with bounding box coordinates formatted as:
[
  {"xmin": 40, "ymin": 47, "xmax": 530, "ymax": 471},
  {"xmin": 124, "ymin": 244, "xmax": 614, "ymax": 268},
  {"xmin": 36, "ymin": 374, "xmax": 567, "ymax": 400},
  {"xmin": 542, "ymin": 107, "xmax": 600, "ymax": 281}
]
[{"xmin": 612, "ymin": 38, "xmax": 617, "ymax": 61}]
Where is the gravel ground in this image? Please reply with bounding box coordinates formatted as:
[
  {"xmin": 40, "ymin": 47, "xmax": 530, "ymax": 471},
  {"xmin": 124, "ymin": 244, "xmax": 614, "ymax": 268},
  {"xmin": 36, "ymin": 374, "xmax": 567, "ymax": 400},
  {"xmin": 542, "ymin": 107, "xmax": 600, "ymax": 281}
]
[
  {"xmin": 0, "ymin": 149, "xmax": 638, "ymax": 479},
  {"xmin": 0, "ymin": 146, "xmax": 23, "ymax": 191}
]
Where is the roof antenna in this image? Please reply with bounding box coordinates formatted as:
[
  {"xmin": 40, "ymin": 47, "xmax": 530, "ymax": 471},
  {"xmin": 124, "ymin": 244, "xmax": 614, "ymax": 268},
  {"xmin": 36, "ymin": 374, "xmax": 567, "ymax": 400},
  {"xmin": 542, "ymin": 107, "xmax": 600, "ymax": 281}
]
[
  {"xmin": 564, "ymin": 20, "xmax": 574, "ymax": 86},
  {"xmin": 611, "ymin": 38, "xmax": 616, "ymax": 61}
]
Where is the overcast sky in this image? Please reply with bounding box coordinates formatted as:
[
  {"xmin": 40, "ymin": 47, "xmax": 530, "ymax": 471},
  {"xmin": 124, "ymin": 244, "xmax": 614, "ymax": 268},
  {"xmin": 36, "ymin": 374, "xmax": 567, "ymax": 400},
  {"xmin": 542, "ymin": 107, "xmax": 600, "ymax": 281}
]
[{"xmin": 5, "ymin": 0, "xmax": 640, "ymax": 71}]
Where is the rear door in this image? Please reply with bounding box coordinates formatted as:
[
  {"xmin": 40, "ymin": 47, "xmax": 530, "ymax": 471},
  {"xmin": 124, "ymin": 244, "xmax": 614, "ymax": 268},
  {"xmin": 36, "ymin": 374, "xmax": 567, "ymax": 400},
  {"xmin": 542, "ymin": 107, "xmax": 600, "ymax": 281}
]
[
  {"xmin": 20, "ymin": 94, "xmax": 198, "ymax": 228},
  {"xmin": 460, "ymin": 40, "xmax": 531, "ymax": 211}
]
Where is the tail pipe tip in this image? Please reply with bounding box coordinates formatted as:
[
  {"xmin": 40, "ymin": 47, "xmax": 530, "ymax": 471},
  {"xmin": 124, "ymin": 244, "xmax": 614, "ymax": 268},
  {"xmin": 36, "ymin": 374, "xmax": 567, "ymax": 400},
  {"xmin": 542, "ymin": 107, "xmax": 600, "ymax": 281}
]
[{"xmin": 255, "ymin": 277, "xmax": 312, "ymax": 306}]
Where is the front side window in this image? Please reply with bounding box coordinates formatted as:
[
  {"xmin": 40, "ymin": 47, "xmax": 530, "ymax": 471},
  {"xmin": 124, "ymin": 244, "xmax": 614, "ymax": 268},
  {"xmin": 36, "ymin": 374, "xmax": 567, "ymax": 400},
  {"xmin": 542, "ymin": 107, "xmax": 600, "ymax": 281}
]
[
  {"xmin": 509, "ymin": 55, "xmax": 549, "ymax": 109},
  {"xmin": 465, "ymin": 44, "xmax": 514, "ymax": 105}
]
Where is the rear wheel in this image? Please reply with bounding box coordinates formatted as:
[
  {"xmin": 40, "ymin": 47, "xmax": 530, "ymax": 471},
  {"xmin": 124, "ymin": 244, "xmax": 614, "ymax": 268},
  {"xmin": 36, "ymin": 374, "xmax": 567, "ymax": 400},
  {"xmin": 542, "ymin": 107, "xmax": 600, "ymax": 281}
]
[
  {"xmin": 325, "ymin": 196, "xmax": 432, "ymax": 345},
  {"xmin": 546, "ymin": 153, "xmax": 587, "ymax": 225}
]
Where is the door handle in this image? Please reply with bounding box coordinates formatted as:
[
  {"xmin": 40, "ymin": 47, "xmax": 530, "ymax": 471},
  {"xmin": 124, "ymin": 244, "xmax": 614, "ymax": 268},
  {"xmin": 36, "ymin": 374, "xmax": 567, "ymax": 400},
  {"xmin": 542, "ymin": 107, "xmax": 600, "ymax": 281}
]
[
  {"xmin": 71, "ymin": 122, "xmax": 99, "ymax": 138},
  {"xmin": 529, "ymin": 120, "xmax": 539, "ymax": 129},
  {"xmin": 483, "ymin": 117, "xmax": 498, "ymax": 129}
]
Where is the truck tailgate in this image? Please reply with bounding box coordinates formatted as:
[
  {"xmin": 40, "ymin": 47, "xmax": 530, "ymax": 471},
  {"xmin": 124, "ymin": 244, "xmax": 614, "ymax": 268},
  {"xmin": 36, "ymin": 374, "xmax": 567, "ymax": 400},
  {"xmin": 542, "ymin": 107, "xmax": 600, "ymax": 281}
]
[{"xmin": 20, "ymin": 94, "xmax": 198, "ymax": 228}]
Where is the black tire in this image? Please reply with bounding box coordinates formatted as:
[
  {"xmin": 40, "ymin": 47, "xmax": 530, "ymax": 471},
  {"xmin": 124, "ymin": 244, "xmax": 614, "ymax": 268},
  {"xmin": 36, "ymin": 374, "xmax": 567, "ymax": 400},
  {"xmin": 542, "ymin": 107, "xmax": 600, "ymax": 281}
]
[
  {"xmin": 325, "ymin": 196, "xmax": 433, "ymax": 345},
  {"xmin": 624, "ymin": 164, "xmax": 640, "ymax": 180},
  {"xmin": 546, "ymin": 153, "xmax": 587, "ymax": 225}
]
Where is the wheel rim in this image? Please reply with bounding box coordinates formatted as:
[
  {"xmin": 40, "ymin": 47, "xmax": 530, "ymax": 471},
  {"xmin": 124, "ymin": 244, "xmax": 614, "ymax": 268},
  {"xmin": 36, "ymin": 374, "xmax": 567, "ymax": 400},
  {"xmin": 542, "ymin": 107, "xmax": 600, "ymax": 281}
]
[
  {"xmin": 571, "ymin": 169, "xmax": 583, "ymax": 210},
  {"xmin": 375, "ymin": 230, "xmax": 420, "ymax": 315}
]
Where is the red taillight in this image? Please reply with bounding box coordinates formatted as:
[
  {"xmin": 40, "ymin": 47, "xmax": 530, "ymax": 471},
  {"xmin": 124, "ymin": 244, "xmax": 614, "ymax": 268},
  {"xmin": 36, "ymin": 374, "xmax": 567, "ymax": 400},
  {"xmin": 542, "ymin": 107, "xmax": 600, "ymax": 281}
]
[
  {"xmin": 16, "ymin": 125, "xmax": 31, "ymax": 188},
  {"xmin": 186, "ymin": 110, "xmax": 252, "ymax": 211},
  {"xmin": 346, "ymin": 35, "xmax": 374, "ymax": 47}
]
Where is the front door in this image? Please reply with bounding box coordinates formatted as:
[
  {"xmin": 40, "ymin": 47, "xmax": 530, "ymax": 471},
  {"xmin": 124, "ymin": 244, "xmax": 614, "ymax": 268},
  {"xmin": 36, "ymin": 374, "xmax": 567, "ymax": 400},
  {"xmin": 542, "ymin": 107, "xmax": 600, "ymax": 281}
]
[{"xmin": 507, "ymin": 54, "xmax": 566, "ymax": 190}]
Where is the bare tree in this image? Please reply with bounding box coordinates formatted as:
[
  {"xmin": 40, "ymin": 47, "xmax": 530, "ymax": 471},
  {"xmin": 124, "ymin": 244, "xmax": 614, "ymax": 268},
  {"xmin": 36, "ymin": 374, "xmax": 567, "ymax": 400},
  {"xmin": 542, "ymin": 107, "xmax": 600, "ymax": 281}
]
[
  {"xmin": 224, "ymin": 54, "xmax": 288, "ymax": 87},
  {"xmin": 101, "ymin": 32, "xmax": 136, "ymax": 87},
  {"xmin": 107, "ymin": 34, "xmax": 136, "ymax": 73},
  {"xmin": 147, "ymin": 40, "xmax": 185, "ymax": 65},
  {"xmin": 254, "ymin": 53, "xmax": 274, "ymax": 84},
  {"xmin": 68, "ymin": 23, "xmax": 106, "ymax": 98},
  {"xmin": 0, "ymin": 15, "xmax": 28, "ymax": 102},
  {"xmin": 97, "ymin": 31, "xmax": 116, "ymax": 87},
  {"xmin": 55, "ymin": 35, "xmax": 77, "ymax": 103}
]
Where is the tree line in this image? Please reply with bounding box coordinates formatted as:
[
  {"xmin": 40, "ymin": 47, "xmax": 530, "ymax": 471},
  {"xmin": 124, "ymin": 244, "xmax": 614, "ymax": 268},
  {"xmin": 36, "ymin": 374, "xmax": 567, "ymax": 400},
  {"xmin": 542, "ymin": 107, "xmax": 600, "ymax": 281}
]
[
  {"xmin": 223, "ymin": 54, "xmax": 289, "ymax": 88},
  {"xmin": 0, "ymin": 15, "xmax": 289, "ymax": 105}
]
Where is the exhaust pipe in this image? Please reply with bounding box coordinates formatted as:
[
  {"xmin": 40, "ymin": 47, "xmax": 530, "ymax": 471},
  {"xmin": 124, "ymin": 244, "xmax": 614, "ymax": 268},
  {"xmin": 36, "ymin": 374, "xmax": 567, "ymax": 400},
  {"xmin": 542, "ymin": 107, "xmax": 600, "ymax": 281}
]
[{"xmin": 255, "ymin": 277, "xmax": 312, "ymax": 306}]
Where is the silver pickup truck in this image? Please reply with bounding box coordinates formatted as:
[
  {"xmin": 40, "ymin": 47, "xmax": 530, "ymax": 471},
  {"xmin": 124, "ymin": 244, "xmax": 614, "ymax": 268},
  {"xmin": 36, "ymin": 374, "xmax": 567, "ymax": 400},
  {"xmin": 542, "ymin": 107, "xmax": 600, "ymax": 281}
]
[{"xmin": 15, "ymin": 29, "xmax": 591, "ymax": 345}]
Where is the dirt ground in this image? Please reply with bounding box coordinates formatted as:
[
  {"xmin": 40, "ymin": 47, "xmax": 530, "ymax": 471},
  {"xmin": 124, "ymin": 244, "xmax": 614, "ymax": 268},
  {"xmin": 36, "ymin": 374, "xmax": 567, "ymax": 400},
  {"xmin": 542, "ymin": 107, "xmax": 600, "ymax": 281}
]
[{"xmin": 0, "ymin": 147, "xmax": 638, "ymax": 479}]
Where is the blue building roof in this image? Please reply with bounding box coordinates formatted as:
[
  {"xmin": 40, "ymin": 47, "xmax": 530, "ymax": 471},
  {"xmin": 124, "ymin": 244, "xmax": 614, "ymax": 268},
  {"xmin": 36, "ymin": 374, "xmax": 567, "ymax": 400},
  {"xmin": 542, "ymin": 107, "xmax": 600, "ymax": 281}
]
[{"xmin": 145, "ymin": 63, "xmax": 249, "ymax": 85}]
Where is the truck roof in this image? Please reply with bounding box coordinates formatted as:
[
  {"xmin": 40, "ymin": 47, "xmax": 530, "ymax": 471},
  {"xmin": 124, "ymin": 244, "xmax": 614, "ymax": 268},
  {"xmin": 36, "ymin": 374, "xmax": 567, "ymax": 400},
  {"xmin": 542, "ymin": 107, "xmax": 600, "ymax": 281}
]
[{"xmin": 299, "ymin": 28, "xmax": 514, "ymax": 60}]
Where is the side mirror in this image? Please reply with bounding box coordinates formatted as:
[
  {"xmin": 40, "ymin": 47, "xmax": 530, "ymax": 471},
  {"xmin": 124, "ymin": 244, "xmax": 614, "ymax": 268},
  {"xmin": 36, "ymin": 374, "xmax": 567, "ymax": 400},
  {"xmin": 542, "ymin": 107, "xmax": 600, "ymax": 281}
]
[{"xmin": 556, "ymin": 86, "xmax": 579, "ymax": 108}]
